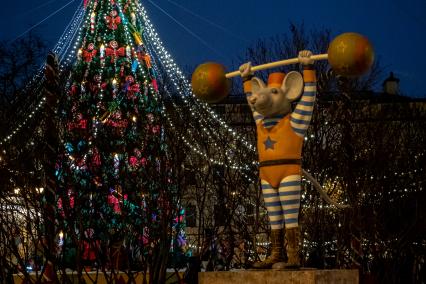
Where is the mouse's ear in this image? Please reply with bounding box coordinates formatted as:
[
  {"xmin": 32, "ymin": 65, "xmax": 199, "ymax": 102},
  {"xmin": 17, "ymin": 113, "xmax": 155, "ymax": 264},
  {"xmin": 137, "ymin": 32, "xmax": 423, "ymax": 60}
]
[
  {"xmin": 251, "ymin": 77, "xmax": 266, "ymax": 94},
  {"xmin": 281, "ymin": 71, "xmax": 303, "ymax": 101}
]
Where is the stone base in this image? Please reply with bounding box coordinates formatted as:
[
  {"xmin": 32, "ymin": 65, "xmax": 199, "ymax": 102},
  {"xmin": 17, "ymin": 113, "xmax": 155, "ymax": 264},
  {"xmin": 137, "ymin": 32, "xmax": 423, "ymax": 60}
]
[{"xmin": 199, "ymin": 269, "xmax": 358, "ymax": 284}]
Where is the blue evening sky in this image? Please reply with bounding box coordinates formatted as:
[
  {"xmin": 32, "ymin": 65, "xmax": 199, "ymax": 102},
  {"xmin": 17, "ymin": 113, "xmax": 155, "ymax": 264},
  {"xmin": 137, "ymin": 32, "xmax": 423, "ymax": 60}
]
[{"xmin": 1, "ymin": 0, "xmax": 425, "ymax": 97}]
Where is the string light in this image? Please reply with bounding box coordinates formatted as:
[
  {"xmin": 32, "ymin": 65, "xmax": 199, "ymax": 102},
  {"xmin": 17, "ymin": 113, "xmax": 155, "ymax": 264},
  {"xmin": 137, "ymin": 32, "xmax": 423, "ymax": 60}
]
[{"xmin": 130, "ymin": 2, "xmax": 257, "ymax": 179}]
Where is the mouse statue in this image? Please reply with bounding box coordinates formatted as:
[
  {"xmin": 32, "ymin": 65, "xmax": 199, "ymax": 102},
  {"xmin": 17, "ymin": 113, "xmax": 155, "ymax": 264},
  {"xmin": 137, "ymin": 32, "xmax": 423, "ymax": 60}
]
[{"xmin": 239, "ymin": 50, "xmax": 316, "ymax": 269}]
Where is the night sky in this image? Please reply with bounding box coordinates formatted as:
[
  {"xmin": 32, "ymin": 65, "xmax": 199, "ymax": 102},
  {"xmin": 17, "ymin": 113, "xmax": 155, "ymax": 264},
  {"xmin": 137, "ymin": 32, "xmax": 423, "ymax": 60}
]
[{"xmin": 1, "ymin": 0, "xmax": 426, "ymax": 97}]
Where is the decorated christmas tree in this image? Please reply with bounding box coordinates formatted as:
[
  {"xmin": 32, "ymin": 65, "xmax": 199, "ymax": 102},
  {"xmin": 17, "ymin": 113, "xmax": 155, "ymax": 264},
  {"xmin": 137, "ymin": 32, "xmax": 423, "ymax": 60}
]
[{"xmin": 53, "ymin": 0, "xmax": 187, "ymax": 278}]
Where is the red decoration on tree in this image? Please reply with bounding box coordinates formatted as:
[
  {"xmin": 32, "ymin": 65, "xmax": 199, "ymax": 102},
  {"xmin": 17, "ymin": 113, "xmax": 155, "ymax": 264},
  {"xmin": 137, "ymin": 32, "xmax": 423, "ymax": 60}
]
[
  {"xmin": 151, "ymin": 125, "xmax": 161, "ymax": 134},
  {"xmin": 152, "ymin": 79, "xmax": 158, "ymax": 92},
  {"xmin": 69, "ymin": 83, "xmax": 79, "ymax": 96},
  {"xmin": 68, "ymin": 113, "xmax": 88, "ymax": 130},
  {"xmin": 68, "ymin": 119, "xmax": 88, "ymax": 130},
  {"xmin": 105, "ymin": 10, "xmax": 121, "ymax": 30},
  {"xmin": 83, "ymin": 43, "xmax": 97, "ymax": 62},
  {"xmin": 123, "ymin": 0, "xmax": 131, "ymax": 12},
  {"xmin": 105, "ymin": 41, "xmax": 126, "ymax": 62},
  {"xmin": 125, "ymin": 75, "xmax": 140, "ymax": 99},
  {"xmin": 91, "ymin": 147, "xmax": 101, "ymax": 167},
  {"xmin": 105, "ymin": 111, "xmax": 129, "ymax": 128},
  {"xmin": 87, "ymin": 74, "xmax": 108, "ymax": 95},
  {"xmin": 129, "ymin": 148, "xmax": 148, "ymax": 170}
]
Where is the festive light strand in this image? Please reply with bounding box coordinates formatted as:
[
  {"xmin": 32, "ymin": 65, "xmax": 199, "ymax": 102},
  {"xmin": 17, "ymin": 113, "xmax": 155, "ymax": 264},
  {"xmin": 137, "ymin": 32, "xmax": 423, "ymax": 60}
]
[{"xmin": 134, "ymin": 2, "xmax": 257, "ymax": 167}]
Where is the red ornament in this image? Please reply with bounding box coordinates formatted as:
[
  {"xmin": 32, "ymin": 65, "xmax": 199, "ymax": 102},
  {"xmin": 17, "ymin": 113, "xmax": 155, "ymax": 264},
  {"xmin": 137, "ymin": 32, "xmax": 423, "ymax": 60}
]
[
  {"xmin": 152, "ymin": 79, "xmax": 158, "ymax": 92},
  {"xmin": 123, "ymin": 0, "xmax": 131, "ymax": 12},
  {"xmin": 152, "ymin": 125, "xmax": 160, "ymax": 134},
  {"xmin": 67, "ymin": 119, "xmax": 87, "ymax": 130},
  {"xmin": 83, "ymin": 43, "xmax": 97, "ymax": 62},
  {"xmin": 125, "ymin": 75, "xmax": 140, "ymax": 99},
  {"xmin": 69, "ymin": 83, "xmax": 79, "ymax": 95},
  {"xmin": 88, "ymin": 74, "xmax": 107, "ymax": 94},
  {"xmin": 129, "ymin": 156, "xmax": 138, "ymax": 167},
  {"xmin": 68, "ymin": 114, "xmax": 88, "ymax": 130},
  {"xmin": 105, "ymin": 41, "xmax": 126, "ymax": 62},
  {"xmin": 105, "ymin": 10, "xmax": 121, "ymax": 30},
  {"xmin": 91, "ymin": 147, "xmax": 101, "ymax": 167},
  {"xmin": 108, "ymin": 194, "xmax": 121, "ymax": 213}
]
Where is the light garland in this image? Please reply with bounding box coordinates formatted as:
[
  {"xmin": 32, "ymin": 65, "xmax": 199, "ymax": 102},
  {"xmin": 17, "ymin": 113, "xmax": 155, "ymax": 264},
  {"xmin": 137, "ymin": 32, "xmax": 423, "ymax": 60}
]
[
  {"xmin": 0, "ymin": 97, "xmax": 46, "ymax": 146},
  {"xmin": 135, "ymin": 2, "xmax": 256, "ymax": 152},
  {"xmin": 132, "ymin": 2, "xmax": 257, "ymax": 175},
  {"xmin": 0, "ymin": 5, "xmax": 85, "ymax": 146}
]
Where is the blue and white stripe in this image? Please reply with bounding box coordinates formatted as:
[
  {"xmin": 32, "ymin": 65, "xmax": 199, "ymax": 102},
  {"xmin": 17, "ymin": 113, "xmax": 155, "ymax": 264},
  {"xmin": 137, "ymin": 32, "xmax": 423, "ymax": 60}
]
[
  {"xmin": 278, "ymin": 175, "xmax": 301, "ymax": 228},
  {"xmin": 290, "ymin": 82, "xmax": 316, "ymax": 137},
  {"xmin": 261, "ymin": 180, "xmax": 283, "ymax": 229}
]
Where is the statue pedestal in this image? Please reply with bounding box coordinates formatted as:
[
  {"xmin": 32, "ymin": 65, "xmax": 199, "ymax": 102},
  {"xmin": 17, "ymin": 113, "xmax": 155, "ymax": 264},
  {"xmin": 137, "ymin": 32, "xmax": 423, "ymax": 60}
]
[{"xmin": 199, "ymin": 269, "xmax": 358, "ymax": 284}]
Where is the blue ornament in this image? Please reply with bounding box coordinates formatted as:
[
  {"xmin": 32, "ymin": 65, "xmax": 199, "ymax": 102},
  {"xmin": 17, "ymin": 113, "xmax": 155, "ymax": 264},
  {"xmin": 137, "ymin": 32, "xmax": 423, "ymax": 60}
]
[
  {"xmin": 132, "ymin": 60, "xmax": 138, "ymax": 73},
  {"xmin": 77, "ymin": 140, "xmax": 86, "ymax": 151},
  {"xmin": 65, "ymin": 142, "xmax": 74, "ymax": 154}
]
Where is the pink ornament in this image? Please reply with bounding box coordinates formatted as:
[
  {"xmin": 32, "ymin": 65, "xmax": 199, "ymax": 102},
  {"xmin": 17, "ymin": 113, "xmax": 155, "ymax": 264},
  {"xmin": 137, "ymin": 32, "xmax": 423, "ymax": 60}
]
[
  {"xmin": 129, "ymin": 156, "xmax": 138, "ymax": 166},
  {"xmin": 152, "ymin": 125, "xmax": 160, "ymax": 134}
]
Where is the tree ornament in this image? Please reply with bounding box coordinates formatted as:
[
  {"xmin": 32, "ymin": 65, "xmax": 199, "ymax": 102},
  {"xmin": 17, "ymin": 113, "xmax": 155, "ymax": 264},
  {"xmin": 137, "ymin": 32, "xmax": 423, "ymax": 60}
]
[
  {"xmin": 105, "ymin": 41, "xmax": 126, "ymax": 63},
  {"xmin": 152, "ymin": 79, "xmax": 158, "ymax": 92},
  {"xmin": 100, "ymin": 43, "xmax": 105, "ymax": 57},
  {"xmin": 131, "ymin": 59, "xmax": 138, "ymax": 73},
  {"xmin": 139, "ymin": 52, "xmax": 152, "ymax": 68},
  {"xmin": 124, "ymin": 75, "xmax": 140, "ymax": 99},
  {"xmin": 69, "ymin": 83, "xmax": 79, "ymax": 96},
  {"xmin": 126, "ymin": 45, "xmax": 131, "ymax": 59},
  {"xmin": 88, "ymin": 74, "xmax": 107, "ymax": 95},
  {"xmin": 68, "ymin": 113, "xmax": 88, "ymax": 131},
  {"xmin": 91, "ymin": 147, "xmax": 101, "ymax": 167},
  {"xmin": 112, "ymin": 78, "xmax": 118, "ymax": 93},
  {"xmin": 65, "ymin": 142, "xmax": 74, "ymax": 154},
  {"xmin": 90, "ymin": 12, "xmax": 96, "ymax": 34},
  {"xmin": 105, "ymin": 10, "xmax": 121, "ymax": 30},
  {"xmin": 83, "ymin": 43, "xmax": 97, "ymax": 62},
  {"xmin": 133, "ymin": 31, "xmax": 143, "ymax": 46},
  {"xmin": 131, "ymin": 12, "xmax": 137, "ymax": 26}
]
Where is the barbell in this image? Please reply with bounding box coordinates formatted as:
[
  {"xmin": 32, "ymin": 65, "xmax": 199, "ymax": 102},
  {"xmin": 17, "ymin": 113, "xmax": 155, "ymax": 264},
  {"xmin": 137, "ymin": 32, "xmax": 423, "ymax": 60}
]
[{"xmin": 192, "ymin": 32, "xmax": 374, "ymax": 103}]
